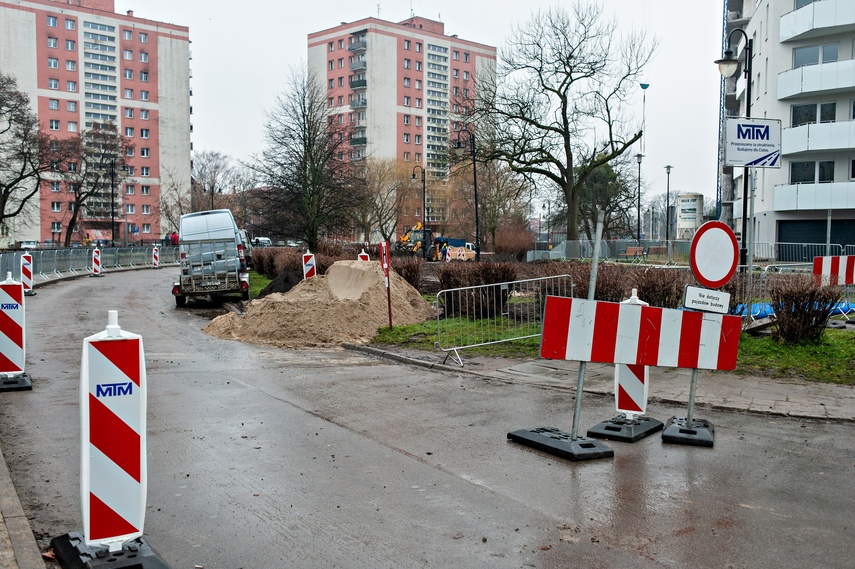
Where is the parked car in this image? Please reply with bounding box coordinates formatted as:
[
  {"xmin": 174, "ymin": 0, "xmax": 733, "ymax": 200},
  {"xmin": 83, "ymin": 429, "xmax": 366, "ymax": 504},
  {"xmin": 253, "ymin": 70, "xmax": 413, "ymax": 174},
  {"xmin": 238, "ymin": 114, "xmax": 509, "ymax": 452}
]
[
  {"xmin": 18, "ymin": 240, "xmax": 39, "ymax": 249},
  {"xmin": 252, "ymin": 237, "xmax": 272, "ymax": 247}
]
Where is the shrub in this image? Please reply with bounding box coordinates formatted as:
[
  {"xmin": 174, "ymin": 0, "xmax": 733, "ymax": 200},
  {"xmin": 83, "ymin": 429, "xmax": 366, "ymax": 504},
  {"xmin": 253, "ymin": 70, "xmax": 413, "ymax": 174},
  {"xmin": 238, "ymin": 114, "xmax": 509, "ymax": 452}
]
[
  {"xmin": 494, "ymin": 226, "xmax": 534, "ymax": 261},
  {"xmin": 391, "ymin": 257, "xmax": 424, "ymax": 291},
  {"xmin": 767, "ymin": 274, "xmax": 842, "ymax": 344}
]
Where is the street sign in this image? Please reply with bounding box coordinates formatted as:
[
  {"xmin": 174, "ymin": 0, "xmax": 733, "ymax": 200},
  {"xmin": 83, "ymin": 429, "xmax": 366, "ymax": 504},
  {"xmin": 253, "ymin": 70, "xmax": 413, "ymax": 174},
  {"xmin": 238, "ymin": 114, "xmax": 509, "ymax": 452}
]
[
  {"xmin": 683, "ymin": 285, "xmax": 731, "ymax": 314},
  {"xmin": 690, "ymin": 221, "xmax": 738, "ymax": 289},
  {"xmin": 725, "ymin": 117, "xmax": 782, "ymax": 168}
]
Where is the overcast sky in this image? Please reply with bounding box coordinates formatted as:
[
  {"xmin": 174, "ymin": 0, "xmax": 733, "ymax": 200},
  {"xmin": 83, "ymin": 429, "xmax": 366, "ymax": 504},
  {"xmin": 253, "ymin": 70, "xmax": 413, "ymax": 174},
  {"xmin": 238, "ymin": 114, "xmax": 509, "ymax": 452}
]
[{"xmin": 114, "ymin": 0, "xmax": 725, "ymax": 202}]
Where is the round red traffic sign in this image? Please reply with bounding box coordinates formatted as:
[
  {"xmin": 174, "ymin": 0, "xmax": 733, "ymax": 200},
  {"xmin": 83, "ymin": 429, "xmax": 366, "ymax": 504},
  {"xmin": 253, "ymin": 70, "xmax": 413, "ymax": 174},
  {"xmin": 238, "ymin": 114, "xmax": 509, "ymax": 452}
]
[{"xmin": 690, "ymin": 221, "xmax": 738, "ymax": 289}]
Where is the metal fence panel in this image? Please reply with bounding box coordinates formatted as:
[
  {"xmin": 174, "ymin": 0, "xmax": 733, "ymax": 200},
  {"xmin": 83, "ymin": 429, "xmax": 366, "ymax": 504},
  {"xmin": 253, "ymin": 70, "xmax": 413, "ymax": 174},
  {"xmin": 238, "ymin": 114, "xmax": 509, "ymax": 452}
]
[
  {"xmin": 0, "ymin": 246, "xmax": 179, "ymax": 283},
  {"xmin": 436, "ymin": 275, "xmax": 573, "ymax": 366}
]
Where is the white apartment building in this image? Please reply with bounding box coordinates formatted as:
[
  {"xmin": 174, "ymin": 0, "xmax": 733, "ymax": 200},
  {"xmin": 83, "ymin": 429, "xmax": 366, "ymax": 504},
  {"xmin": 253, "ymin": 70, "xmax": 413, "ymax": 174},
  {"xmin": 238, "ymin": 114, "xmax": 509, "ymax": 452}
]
[{"xmin": 720, "ymin": 0, "xmax": 855, "ymax": 261}]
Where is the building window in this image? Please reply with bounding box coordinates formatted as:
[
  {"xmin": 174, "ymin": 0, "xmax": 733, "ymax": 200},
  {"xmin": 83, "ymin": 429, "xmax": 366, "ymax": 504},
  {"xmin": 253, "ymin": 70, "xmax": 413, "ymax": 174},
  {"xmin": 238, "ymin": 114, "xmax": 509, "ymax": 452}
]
[
  {"xmin": 415, "ymin": 98, "xmax": 422, "ymax": 108},
  {"xmin": 51, "ymin": 221, "xmax": 62, "ymax": 234},
  {"xmin": 328, "ymin": 60, "xmax": 334, "ymax": 70},
  {"xmin": 66, "ymin": 40, "xmax": 75, "ymax": 51},
  {"xmin": 124, "ymin": 88, "xmax": 134, "ymax": 98},
  {"xmin": 414, "ymin": 152, "xmax": 421, "ymax": 162},
  {"xmin": 464, "ymin": 71, "xmax": 470, "ymax": 80},
  {"xmin": 791, "ymin": 160, "xmax": 835, "ymax": 183},
  {"xmin": 403, "ymin": 151, "xmax": 411, "ymax": 161},
  {"xmin": 48, "ymin": 37, "xmax": 58, "ymax": 48},
  {"xmin": 403, "ymin": 114, "xmax": 410, "ymax": 125},
  {"xmin": 142, "ymin": 223, "xmax": 151, "ymax": 234},
  {"xmin": 67, "ymin": 121, "xmax": 77, "ymax": 132},
  {"xmin": 453, "ymin": 86, "xmax": 459, "ymax": 96},
  {"xmin": 404, "ymin": 59, "xmax": 411, "ymax": 69},
  {"xmin": 337, "ymin": 95, "xmax": 343, "ymax": 106},
  {"xmin": 126, "ymin": 204, "xmax": 135, "ymax": 214},
  {"xmin": 453, "ymin": 69, "xmax": 459, "ymax": 78},
  {"xmin": 139, "ymin": 32, "xmax": 148, "ymax": 43},
  {"xmin": 48, "ymin": 78, "xmax": 59, "ymax": 90},
  {"xmin": 67, "ymin": 161, "xmax": 77, "ymax": 172},
  {"xmin": 48, "ymin": 57, "xmax": 58, "ymax": 69},
  {"xmin": 328, "ymin": 97, "xmax": 334, "ymax": 107},
  {"xmin": 793, "ymin": 44, "xmax": 838, "ymax": 69},
  {"xmin": 851, "ymin": 159, "xmax": 855, "ymax": 180},
  {"xmin": 328, "ymin": 78, "xmax": 334, "ymax": 89},
  {"xmin": 415, "ymin": 117, "xmax": 421, "ymax": 126},
  {"xmin": 415, "ymin": 43, "xmax": 422, "ymax": 52},
  {"xmin": 140, "ymin": 90, "xmax": 149, "ymax": 101},
  {"xmin": 140, "ymin": 52, "xmax": 148, "ymax": 63},
  {"xmin": 328, "ymin": 41, "xmax": 334, "ymax": 52},
  {"xmin": 124, "ymin": 69, "xmax": 133, "ymax": 79},
  {"xmin": 125, "ymin": 127, "xmax": 134, "ymax": 137},
  {"xmin": 415, "ymin": 80, "xmax": 421, "ymax": 90},
  {"xmin": 126, "ymin": 184, "xmax": 135, "ymax": 195},
  {"xmin": 125, "ymin": 108, "xmax": 134, "ymax": 118},
  {"xmin": 47, "ymin": 15, "xmax": 57, "ymax": 27},
  {"xmin": 404, "ymin": 40, "xmax": 411, "ymax": 50},
  {"xmin": 141, "ymin": 147, "xmax": 150, "ymax": 158},
  {"xmin": 141, "ymin": 128, "xmax": 150, "ymax": 139},
  {"xmin": 141, "ymin": 185, "xmax": 150, "ymax": 195},
  {"xmin": 453, "ymin": 51, "xmax": 459, "ymax": 60},
  {"xmin": 49, "ymin": 99, "xmax": 59, "ymax": 110},
  {"xmin": 67, "ymin": 101, "xmax": 76, "ymax": 112},
  {"xmin": 123, "ymin": 49, "xmax": 133, "ymax": 60},
  {"xmin": 415, "ymin": 134, "xmax": 421, "ymax": 144},
  {"xmin": 51, "ymin": 202, "xmax": 61, "ymax": 212},
  {"xmin": 51, "ymin": 181, "xmax": 61, "ymax": 192},
  {"xmin": 123, "ymin": 30, "xmax": 132, "ymax": 40},
  {"xmin": 49, "ymin": 119, "xmax": 60, "ymax": 130},
  {"xmin": 404, "ymin": 77, "xmax": 411, "ymax": 87},
  {"xmin": 338, "ymin": 39, "xmax": 344, "ymax": 49},
  {"xmin": 66, "ymin": 81, "xmax": 76, "ymax": 92},
  {"xmin": 404, "ymin": 96, "xmax": 410, "ymax": 107},
  {"xmin": 142, "ymin": 205, "xmax": 150, "ymax": 214},
  {"xmin": 403, "ymin": 133, "xmax": 410, "ymax": 143},
  {"xmin": 416, "ymin": 61, "xmax": 422, "ymax": 71},
  {"xmin": 819, "ymin": 161, "xmax": 834, "ymax": 182},
  {"xmin": 140, "ymin": 109, "xmax": 149, "ymax": 120},
  {"xmin": 791, "ymin": 102, "xmax": 836, "ymax": 127},
  {"xmin": 66, "ymin": 60, "xmax": 76, "ymax": 71},
  {"xmin": 338, "ymin": 58, "xmax": 344, "ymax": 68},
  {"xmin": 127, "ymin": 166, "xmax": 135, "ymax": 176},
  {"xmin": 464, "ymin": 53, "xmax": 470, "ymax": 63}
]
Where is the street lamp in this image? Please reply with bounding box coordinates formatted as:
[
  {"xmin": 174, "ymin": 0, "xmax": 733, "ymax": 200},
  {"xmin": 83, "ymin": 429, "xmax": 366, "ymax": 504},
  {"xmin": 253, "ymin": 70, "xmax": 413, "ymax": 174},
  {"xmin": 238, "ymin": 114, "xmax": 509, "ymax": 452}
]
[
  {"xmin": 716, "ymin": 28, "xmax": 752, "ymax": 268},
  {"xmin": 411, "ymin": 165, "xmax": 427, "ymax": 260},
  {"xmin": 635, "ymin": 153, "xmax": 643, "ymax": 242},
  {"xmin": 454, "ymin": 128, "xmax": 480, "ymax": 261},
  {"xmin": 542, "ymin": 202, "xmax": 551, "ymax": 242},
  {"xmin": 204, "ymin": 182, "xmax": 221, "ymax": 210},
  {"xmin": 665, "ymin": 164, "xmax": 672, "ymax": 242},
  {"xmin": 107, "ymin": 158, "xmax": 127, "ymax": 247}
]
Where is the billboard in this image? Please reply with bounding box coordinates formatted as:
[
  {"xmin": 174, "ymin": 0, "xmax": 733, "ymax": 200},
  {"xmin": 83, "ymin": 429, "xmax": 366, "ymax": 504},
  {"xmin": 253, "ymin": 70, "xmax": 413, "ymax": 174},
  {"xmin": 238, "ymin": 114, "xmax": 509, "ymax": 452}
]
[{"xmin": 725, "ymin": 118, "xmax": 782, "ymax": 168}]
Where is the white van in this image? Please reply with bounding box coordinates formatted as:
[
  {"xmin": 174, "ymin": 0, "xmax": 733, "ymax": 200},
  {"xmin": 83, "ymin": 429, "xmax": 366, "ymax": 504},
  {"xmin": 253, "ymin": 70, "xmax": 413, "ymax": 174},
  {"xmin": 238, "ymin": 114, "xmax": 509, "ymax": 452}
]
[{"xmin": 172, "ymin": 210, "xmax": 249, "ymax": 306}]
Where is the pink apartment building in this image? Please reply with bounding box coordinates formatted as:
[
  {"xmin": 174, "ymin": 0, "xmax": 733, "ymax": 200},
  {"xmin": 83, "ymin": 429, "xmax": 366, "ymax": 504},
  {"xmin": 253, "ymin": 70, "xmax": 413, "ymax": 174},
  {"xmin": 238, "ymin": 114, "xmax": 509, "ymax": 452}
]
[
  {"xmin": 0, "ymin": 0, "xmax": 190, "ymax": 246},
  {"xmin": 308, "ymin": 16, "xmax": 496, "ymax": 240}
]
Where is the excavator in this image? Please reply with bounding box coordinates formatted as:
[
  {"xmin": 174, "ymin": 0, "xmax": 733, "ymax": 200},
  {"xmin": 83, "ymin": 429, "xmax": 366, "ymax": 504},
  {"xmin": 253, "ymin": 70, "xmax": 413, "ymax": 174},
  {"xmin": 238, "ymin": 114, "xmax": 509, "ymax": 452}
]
[
  {"xmin": 396, "ymin": 222, "xmax": 475, "ymax": 261},
  {"xmin": 395, "ymin": 222, "xmax": 432, "ymax": 255}
]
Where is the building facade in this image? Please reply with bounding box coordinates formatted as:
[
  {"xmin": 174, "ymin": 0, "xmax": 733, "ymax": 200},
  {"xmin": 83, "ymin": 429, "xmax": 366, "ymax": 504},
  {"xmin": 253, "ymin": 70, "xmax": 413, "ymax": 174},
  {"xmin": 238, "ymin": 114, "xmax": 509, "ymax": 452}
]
[
  {"xmin": 0, "ymin": 0, "xmax": 190, "ymax": 246},
  {"xmin": 307, "ymin": 16, "xmax": 495, "ymax": 242},
  {"xmin": 719, "ymin": 0, "xmax": 855, "ymax": 258}
]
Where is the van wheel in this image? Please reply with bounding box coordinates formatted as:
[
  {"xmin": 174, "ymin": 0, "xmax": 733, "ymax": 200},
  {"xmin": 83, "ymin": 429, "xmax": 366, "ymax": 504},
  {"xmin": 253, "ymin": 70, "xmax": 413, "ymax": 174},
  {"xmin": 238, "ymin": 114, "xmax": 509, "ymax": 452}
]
[
  {"xmin": 175, "ymin": 295, "xmax": 186, "ymax": 307},
  {"xmin": 241, "ymin": 290, "xmax": 250, "ymax": 301}
]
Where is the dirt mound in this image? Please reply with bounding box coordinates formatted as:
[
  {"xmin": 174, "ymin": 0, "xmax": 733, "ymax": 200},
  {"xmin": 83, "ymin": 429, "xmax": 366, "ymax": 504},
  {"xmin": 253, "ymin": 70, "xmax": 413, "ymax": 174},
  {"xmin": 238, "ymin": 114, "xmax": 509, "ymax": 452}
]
[
  {"xmin": 204, "ymin": 260, "xmax": 434, "ymax": 347},
  {"xmin": 257, "ymin": 268, "xmax": 303, "ymax": 298}
]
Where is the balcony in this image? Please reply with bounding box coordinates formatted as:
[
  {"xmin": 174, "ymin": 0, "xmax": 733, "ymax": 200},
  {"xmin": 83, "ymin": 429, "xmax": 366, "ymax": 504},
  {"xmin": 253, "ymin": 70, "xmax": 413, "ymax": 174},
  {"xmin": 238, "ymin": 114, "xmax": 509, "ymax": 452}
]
[
  {"xmin": 782, "ymin": 120, "xmax": 855, "ymax": 155},
  {"xmin": 774, "ymin": 181, "xmax": 855, "ymax": 211},
  {"xmin": 780, "ymin": 0, "xmax": 855, "ymax": 43},
  {"xmin": 349, "ymin": 60, "xmax": 367, "ymax": 71},
  {"xmin": 347, "ymin": 40, "xmax": 367, "ymax": 52},
  {"xmin": 350, "ymin": 137, "xmax": 367, "ymax": 146},
  {"xmin": 778, "ymin": 59, "xmax": 855, "ymax": 99},
  {"xmin": 349, "ymin": 79, "xmax": 367, "ymax": 90},
  {"xmin": 350, "ymin": 98, "xmax": 367, "ymax": 109}
]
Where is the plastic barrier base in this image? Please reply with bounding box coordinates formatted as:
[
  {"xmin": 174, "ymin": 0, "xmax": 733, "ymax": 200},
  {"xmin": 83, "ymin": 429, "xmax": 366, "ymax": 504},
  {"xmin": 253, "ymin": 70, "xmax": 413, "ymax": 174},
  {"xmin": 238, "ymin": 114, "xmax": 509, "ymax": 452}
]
[
  {"xmin": 50, "ymin": 532, "xmax": 171, "ymax": 569},
  {"xmin": 0, "ymin": 373, "xmax": 31, "ymax": 392},
  {"xmin": 507, "ymin": 427, "xmax": 614, "ymax": 461},
  {"xmin": 89, "ymin": 273, "xmax": 105, "ymax": 278},
  {"xmin": 661, "ymin": 417, "xmax": 715, "ymax": 447},
  {"xmin": 24, "ymin": 290, "xmax": 36, "ymax": 296},
  {"xmin": 587, "ymin": 414, "xmax": 664, "ymax": 443}
]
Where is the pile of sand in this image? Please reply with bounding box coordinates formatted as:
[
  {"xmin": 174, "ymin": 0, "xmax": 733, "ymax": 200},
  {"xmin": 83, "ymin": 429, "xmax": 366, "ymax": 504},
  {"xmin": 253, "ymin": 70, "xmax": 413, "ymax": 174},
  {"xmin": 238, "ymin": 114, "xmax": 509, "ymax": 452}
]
[{"xmin": 204, "ymin": 260, "xmax": 434, "ymax": 347}]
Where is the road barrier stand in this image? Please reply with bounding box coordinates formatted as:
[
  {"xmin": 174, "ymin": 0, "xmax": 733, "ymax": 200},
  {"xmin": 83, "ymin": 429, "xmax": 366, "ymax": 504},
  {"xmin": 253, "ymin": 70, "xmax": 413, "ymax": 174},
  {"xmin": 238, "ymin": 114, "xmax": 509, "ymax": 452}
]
[
  {"xmin": 302, "ymin": 251, "xmax": 316, "ymax": 279},
  {"xmin": 20, "ymin": 253, "xmax": 36, "ymax": 296},
  {"xmin": 358, "ymin": 249, "xmax": 370, "ymax": 261},
  {"xmin": 152, "ymin": 246, "xmax": 159, "ymax": 269},
  {"xmin": 0, "ymin": 272, "xmax": 31, "ymax": 391},
  {"xmin": 91, "ymin": 248, "xmax": 103, "ymax": 277},
  {"xmin": 51, "ymin": 310, "xmax": 170, "ymax": 568},
  {"xmin": 587, "ymin": 289, "xmax": 664, "ymax": 442}
]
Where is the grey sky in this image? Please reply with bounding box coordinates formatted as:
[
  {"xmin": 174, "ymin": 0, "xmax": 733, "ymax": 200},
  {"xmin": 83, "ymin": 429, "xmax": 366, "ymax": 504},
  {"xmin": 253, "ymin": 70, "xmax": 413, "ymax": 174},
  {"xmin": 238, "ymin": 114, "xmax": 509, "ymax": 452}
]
[{"xmin": 115, "ymin": 0, "xmax": 725, "ymax": 202}]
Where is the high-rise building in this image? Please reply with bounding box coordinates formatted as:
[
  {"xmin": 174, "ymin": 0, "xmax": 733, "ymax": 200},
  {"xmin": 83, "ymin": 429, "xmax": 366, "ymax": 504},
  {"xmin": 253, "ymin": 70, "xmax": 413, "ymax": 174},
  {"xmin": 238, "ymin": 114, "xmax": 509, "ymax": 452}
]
[
  {"xmin": 308, "ymin": 15, "xmax": 496, "ymax": 240},
  {"xmin": 718, "ymin": 0, "xmax": 855, "ymax": 260},
  {"xmin": 0, "ymin": 0, "xmax": 190, "ymax": 246}
]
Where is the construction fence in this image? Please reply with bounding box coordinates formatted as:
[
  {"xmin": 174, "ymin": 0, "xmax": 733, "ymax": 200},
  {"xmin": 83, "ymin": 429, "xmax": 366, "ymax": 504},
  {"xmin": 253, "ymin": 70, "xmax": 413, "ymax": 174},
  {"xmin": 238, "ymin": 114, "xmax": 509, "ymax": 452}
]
[{"xmin": 0, "ymin": 246, "xmax": 178, "ymax": 283}]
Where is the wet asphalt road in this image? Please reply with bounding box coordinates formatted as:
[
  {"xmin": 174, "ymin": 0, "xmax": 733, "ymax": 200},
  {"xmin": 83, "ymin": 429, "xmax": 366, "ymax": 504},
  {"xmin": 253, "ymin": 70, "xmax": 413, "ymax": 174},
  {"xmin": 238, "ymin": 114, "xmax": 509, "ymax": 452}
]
[{"xmin": 0, "ymin": 269, "xmax": 853, "ymax": 568}]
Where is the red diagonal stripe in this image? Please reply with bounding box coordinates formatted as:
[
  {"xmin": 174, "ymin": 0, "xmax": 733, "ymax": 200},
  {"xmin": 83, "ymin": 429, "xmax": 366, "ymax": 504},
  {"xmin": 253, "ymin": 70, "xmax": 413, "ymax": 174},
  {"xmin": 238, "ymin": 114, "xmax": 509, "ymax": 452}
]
[
  {"xmin": 90, "ymin": 394, "xmax": 140, "ymax": 482},
  {"xmin": 1, "ymin": 284, "xmax": 22, "ymax": 305},
  {"xmin": 0, "ymin": 309, "xmax": 23, "ymax": 349},
  {"xmin": 540, "ymin": 296, "xmax": 572, "ymax": 360},
  {"xmin": 91, "ymin": 339, "xmax": 140, "ymax": 386},
  {"xmin": 0, "ymin": 351, "xmax": 22, "ymax": 373},
  {"xmin": 89, "ymin": 492, "xmax": 139, "ymax": 541},
  {"xmin": 617, "ymin": 384, "xmax": 643, "ymax": 413}
]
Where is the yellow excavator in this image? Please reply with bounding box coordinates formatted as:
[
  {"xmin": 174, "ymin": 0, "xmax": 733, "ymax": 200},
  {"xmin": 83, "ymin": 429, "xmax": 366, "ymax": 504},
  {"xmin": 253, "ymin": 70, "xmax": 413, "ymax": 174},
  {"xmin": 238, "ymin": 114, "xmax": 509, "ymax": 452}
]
[{"xmin": 396, "ymin": 222, "xmax": 432, "ymax": 255}]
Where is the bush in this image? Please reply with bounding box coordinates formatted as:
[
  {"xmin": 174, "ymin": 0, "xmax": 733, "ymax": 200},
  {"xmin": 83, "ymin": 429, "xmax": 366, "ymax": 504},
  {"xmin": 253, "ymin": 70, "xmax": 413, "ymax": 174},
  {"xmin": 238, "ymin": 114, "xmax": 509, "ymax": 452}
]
[
  {"xmin": 494, "ymin": 226, "xmax": 534, "ymax": 261},
  {"xmin": 767, "ymin": 274, "xmax": 842, "ymax": 344},
  {"xmin": 391, "ymin": 257, "xmax": 424, "ymax": 291}
]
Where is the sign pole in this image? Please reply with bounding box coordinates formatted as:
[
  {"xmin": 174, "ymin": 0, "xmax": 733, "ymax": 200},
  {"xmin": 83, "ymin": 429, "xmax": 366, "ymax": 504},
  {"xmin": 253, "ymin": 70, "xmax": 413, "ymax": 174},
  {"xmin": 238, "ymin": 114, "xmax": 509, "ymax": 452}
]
[{"xmin": 381, "ymin": 241, "xmax": 392, "ymax": 329}]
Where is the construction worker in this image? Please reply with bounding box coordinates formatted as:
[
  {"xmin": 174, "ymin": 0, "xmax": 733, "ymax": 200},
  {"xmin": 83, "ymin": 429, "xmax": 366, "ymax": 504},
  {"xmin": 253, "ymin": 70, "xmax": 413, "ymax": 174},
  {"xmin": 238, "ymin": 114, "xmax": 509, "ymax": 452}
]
[{"xmin": 441, "ymin": 242, "xmax": 448, "ymax": 262}]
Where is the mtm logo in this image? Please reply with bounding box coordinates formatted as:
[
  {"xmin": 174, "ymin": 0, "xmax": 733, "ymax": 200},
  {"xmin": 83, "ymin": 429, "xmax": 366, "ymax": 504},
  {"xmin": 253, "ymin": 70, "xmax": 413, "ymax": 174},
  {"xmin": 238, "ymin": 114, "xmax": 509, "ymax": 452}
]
[
  {"xmin": 96, "ymin": 382, "xmax": 133, "ymax": 397},
  {"xmin": 736, "ymin": 124, "xmax": 769, "ymax": 140},
  {"xmin": 1, "ymin": 303, "xmax": 19, "ymax": 310}
]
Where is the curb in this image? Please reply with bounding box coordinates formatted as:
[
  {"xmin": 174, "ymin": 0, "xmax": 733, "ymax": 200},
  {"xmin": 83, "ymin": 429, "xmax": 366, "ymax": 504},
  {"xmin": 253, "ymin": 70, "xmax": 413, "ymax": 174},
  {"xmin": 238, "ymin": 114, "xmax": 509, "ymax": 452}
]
[{"xmin": 0, "ymin": 445, "xmax": 45, "ymax": 568}]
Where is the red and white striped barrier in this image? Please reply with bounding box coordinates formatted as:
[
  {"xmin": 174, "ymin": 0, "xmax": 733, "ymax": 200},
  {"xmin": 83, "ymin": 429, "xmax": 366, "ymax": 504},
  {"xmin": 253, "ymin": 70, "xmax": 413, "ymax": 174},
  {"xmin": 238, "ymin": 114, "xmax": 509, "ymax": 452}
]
[
  {"xmin": 91, "ymin": 248, "xmax": 103, "ymax": 277},
  {"xmin": 20, "ymin": 253, "xmax": 34, "ymax": 295},
  {"xmin": 0, "ymin": 273, "xmax": 25, "ymax": 376},
  {"xmin": 812, "ymin": 256, "xmax": 855, "ymax": 286},
  {"xmin": 80, "ymin": 310, "xmax": 146, "ymax": 551},
  {"xmin": 615, "ymin": 363, "xmax": 648, "ymax": 415},
  {"xmin": 358, "ymin": 249, "xmax": 370, "ymax": 261},
  {"xmin": 151, "ymin": 246, "xmax": 159, "ymax": 269},
  {"xmin": 540, "ymin": 296, "xmax": 742, "ymax": 371},
  {"xmin": 302, "ymin": 251, "xmax": 316, "ymax": 279}
]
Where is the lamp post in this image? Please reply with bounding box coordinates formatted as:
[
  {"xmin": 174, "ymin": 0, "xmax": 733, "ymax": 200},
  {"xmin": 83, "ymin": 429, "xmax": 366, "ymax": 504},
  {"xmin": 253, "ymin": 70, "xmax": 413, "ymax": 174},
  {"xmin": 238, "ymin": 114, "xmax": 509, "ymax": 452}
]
[
  {"xmin": 106, "ymin": 158, "xmax": 126, "ymax": 247},
  {"xmin": 455, "ymin": 128, "xmax": 480, "ymax": 261},
  {"xmin": 716, "ymin": 28, "xmax": 752, "ymax": 269},
  {"xmin": 204, "ymin": 182, "xmax": 220, "ymax": 210},
  {"xmin": 411, "ymin": 165, "xmax": 427, "ymax": 260},
  {"xmin": 635, "ymin": 153, "xmax": 643, "ymax": 242},
  {"xmin": 542, "ymin": 202, "xmax": 551, "ymax": 242}
]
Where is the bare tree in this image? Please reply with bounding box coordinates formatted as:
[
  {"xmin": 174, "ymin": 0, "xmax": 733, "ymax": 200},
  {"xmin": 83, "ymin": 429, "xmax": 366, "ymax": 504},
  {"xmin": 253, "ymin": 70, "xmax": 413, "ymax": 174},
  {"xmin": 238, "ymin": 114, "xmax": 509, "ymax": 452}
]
[
  {"xmin": 353, "ymin": 158, "xmax": 406, "ymax": 243},
  {"xmin": 0, "ymin": 71, "xmax": 64, "ymax": 227},
  {"xmin": 249, "ymin": 67, "xmax": 363, "ymax": 251},
  {"xmin": 478, "ymin": 3, "xmax": 656, "ymax": 240},
  {"xmin": 192, "ymin": 150, "xmax": 235, "ymax": 212},
  {"xmin": 159, "ymin": 165, "xmax": 192, "ymax": 234}
]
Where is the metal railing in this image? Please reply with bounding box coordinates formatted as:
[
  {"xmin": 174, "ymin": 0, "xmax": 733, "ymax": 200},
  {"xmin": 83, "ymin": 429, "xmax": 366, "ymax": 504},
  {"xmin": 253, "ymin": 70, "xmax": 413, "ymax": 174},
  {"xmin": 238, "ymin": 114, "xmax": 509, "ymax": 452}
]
[
  {"xmin": 0, "ymin": 246, "xmax": 179, "ymax": 283},
  {"xmin": 436, "ymin": 275, "xmax": 574, "ymax": 366}
]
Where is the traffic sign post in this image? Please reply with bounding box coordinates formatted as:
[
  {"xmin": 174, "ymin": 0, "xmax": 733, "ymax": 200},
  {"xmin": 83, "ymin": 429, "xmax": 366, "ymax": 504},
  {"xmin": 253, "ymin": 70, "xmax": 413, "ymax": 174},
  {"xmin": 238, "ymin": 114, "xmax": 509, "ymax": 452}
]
[
  {"xmin": 0, "ymin": 272, "xmax": 31, "ymax": 391},
  {"xmin": 302, "ymin": 251, "xmax": 316, "ymax": 279},
  {"xmin": 91, "ymin": 248, "xmax": 104, "ymax": 277},
  {"xmin": 381, "ymin": 241, "xmax": 392, "ymax": 330},
  {"xmin": 587, "ymin": 289, "xmax": 663, "ymax": 443},
  {"xmin": 20, "ymin": 253, "xmax": 36, "ymax": 296},
  {"xmin": 51, "ymin": 310, "xmax": 170, "ymax": 568},
  {"xmin": 152, "ymin": 246, "xmax": 159, "ymax": 269}
]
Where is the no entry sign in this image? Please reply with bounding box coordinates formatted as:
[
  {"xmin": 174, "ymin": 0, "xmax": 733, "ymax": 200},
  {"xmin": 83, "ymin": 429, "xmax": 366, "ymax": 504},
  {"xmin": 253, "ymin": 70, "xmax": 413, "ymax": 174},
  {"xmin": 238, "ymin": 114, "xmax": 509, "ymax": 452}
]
[{"xmin": 690, "ymin": 221, "xmax": 738, "ymax": 289}]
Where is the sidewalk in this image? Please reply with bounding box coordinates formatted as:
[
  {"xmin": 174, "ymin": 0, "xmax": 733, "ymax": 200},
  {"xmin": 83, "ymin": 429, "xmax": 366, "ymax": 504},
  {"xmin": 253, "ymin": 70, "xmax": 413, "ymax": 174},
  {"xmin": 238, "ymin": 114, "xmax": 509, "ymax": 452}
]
[
  {"xmin": 0, "ymin": 445, "xmax": 45, "ymax": 568},
  {"xmin": 348, "ymin": 344, "xmax": 855, "ymax": 422}
]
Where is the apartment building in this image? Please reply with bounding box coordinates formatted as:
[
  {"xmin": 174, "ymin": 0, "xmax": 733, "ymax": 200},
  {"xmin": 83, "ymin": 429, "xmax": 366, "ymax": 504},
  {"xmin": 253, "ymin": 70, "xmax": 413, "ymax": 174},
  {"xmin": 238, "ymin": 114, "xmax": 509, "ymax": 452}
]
[
  {"xmin": 719, "ymin": 0, "xmax": 855, "ymax": 259},
  {"xmin": 0, "ymin": 0, "xmax": 190, "ymax": 246},
  {"xmin": 307, "ymin": 15, "xmax": 496, "ymax": 240}
]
